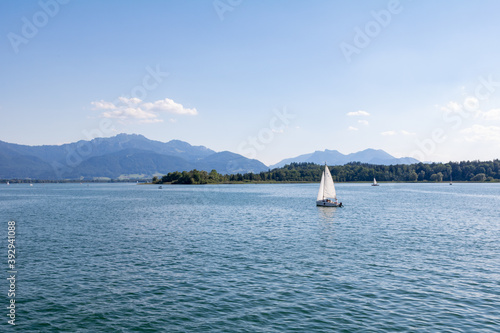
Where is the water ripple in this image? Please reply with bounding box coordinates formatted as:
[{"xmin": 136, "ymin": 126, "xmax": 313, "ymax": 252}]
[{"xmin": 0, "ymin": 183, "xmax": 499, "ymax": 331}]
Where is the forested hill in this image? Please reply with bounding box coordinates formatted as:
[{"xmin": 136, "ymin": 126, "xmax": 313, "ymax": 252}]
[{"xmin": 153, "ymin": 160, "xmax": 500, "ymax": 184}]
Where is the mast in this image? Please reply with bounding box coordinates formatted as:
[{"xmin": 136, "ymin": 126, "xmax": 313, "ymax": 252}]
[
  {"xmin": 322, "ymin": 170, "xmax": 325, "ymax": 200},
  {"xmin": 323, "ymin": 163, "xmax": 326, "ymax": 200},
  {"xmin": 323, "ymin": 163, "xmax": 327, "ymax": 200}
]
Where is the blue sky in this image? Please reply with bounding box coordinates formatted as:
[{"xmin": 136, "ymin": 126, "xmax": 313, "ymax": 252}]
[{"xmin": 1, "ymin": 0, "xmax": 500, "ymax": 165}]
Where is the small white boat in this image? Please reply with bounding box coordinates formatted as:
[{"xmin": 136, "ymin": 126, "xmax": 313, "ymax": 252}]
[
  {"xmin": 372, "ymin": 178, "xmax": 379, "ymax": 186},
  {"xmin": 316, "ymin": 164, "xmax": 342, "ymax": 207},
  {"xmin": 6, "ymin": 181, "xmax": 9, "ymax": 186},
  {"xmin": 158, "ymin": 185, "xmax": 163, "ymax": 189},
  {"xmin": 30, "ymin": 183, "xmax": 33, "ymax": 187}
]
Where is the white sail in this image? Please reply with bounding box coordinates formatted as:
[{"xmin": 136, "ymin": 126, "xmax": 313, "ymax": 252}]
[
  {"xmin": 316, "ymin": 170, "xmax": 325, "ymax": 201},
  {"xmin": 373, "ymin": 178, "xmax": 377, "ymax": 185},
  {"xmin": 317, "ymin": 164, "xmax": 336, "ymax": 201},
  {"xmin": 323, "ymin": 165, "xmax": 337, "ymax": 200}
]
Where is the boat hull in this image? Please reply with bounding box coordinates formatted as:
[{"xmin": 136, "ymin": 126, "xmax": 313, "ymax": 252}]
[{"xmin": 316, "ymin": 200, "xmax": 341, "ymax": 207}]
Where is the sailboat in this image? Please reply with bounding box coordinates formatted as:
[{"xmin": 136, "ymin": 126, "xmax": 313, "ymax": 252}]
[
  {"xmin": 450, "ymin": 174, "xmax": 453, "ymax": 185},
  {"xmin": 372, "ymin": 177, "xmax": 379, "ymax": 186},
  {"xmin": 316, "ymin": 164, "xmax": 342, "ymax": 207},
  {"xmin": 6, "ymin": 181, "xmax": 9, "ymax": 186}
]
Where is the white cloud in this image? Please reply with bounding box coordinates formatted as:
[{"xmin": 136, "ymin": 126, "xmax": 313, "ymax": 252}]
[
  {"xmin": 91, "ymin": 97, "xmax": 197, "ymax": 123},
  {"xmin": 479, "ymin": 108, "xmax": 500, "ymax": 120},
  {"xmin": 142, "ymin": 98, "xmax": 198, "ymax": 115},
  {"xmin": 460, "ymin": 125, "xmax": 500, "ymax": 142},
  {"xmin": 381, "ymin": 130, "xmax": 415, "ymax": 136},
  {"xmin": 358, "ymin": 120, "xmax": 369, "ymax": 126},
  {"xmin": 440, "ymin": 97, "xmax": 483, "ymax": 118},
  {"xmin": 140, "ymin": 118, "xmax": 164, "ymax": 124},
  {"xmin": 101, "ymin": 107, "xmax": 160, "ymax": 124},
  {"xmin": 118, "ymin": 97, "xmax": 142, "ymax": 105},
  {"xmin": 91, "ymin": 100, "xmax": 116, "ymax": 110},
  {"xmin": 347, "ymin": 110, "xmax": 370, "ymax": 117},
  {"xmin": 348, "ymin": 126, "xmax": 359, "ymax": 131},
  {"xmin": 440, "ymin": 101, "xmax": 463, "ymax": 114}
]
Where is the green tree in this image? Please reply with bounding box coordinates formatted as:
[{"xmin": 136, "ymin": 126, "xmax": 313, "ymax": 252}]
[
  {"xmin": 209, "ymin": 169, "xmax": 219, "ymax": 182},
  {"xmin": 409, "ymin": 171, "xmax": 418, "ymax": 182},
  {"xmin": 430, "ymin": 172, "xmax": 443, "ymax": 182},
  {"xmin": 471, "ymin": 173, "xmax": 486, "ymax": 182}
]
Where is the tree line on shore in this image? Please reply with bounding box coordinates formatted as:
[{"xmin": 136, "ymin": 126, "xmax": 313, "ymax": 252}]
[{"xmin": 152, "ymin": 160, "xmax": 500, "ymax": 184}]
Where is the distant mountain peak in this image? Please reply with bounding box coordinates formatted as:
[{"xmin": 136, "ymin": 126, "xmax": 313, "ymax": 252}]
[
  {"xmin": 270, "ymin": 148, "xmax": 419, "ymax": 168},
  {"xmin": 167, "ymin": 139, "xmax": 188, "ymax": 144},
  {"xmin": 113, "ymin": 133, "xmax": 146, "ymax": 139}
]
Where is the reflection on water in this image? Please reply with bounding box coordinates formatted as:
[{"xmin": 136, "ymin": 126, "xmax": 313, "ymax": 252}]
[{"xmin": 317, "ymin": 206, "xmax": 338, "ymax": 221}]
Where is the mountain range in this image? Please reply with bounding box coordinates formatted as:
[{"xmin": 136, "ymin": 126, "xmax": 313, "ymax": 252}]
[
  {"xmin": 0, "ymin": 134, "xmax": 419, "ymax": 180},
  {"xmin": 0, "ymin": 134, "xmax": 268, "ymax": 179},
  {"xmin": 270, "ymin": 149, "xmax": 419, "ymax": 168}
]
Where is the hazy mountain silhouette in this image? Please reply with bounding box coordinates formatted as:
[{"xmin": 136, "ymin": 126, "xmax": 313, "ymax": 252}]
[
  {"xmin": 270, "ymin": 148, "xmax": 419, "ymax": 168},
  {"xmin": 0, "ymin": 134, "xmax": 268, "ymax": 179}
]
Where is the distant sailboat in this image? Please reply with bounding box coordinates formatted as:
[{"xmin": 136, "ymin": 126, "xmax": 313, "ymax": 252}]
[
  {"xmin": 30, "ymin": 183, "xmax": 33, "ymax": 187},
  {"xmin": 450, "ymin": 174, "xmax": 453, "ymax": 185},
  {"xmin": 6, "ymin": 181, "xmax": 9, "ymax": 186},
  {"xmin": 316, "ymin": 164, "xmax": 342, "ymax": 207},
  {"xmin": 372, "ymin": 178, "xmax": 379, "ymax": 186}
]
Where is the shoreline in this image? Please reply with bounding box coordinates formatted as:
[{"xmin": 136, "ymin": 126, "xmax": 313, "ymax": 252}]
[{"xmin": 2, "ymin": 180, "xmax": 499, "ymax": 185}]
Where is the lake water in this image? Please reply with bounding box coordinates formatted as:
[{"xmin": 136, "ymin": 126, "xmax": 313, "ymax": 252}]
[{"xmin": 1, "ymin": 183, "xmax": 499, "ymax": 332}]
